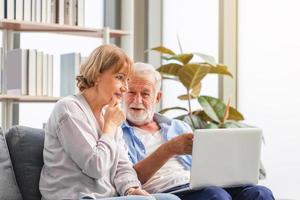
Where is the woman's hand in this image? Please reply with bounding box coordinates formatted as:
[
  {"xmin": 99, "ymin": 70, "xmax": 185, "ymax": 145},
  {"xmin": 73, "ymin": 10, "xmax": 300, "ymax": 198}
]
[
  {"xmin": 103, "ymin": 97, "xmax": 126, "ymax": 134},
  {"xmin": 126, "ymin": 187, "xmax": 151, "ymax": 196}
]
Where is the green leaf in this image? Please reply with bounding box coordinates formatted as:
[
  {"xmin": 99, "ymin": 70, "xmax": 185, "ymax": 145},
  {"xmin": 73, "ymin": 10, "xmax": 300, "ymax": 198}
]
[
  {"xmin": 182, "ymin": 114, "xmax": 207, "ymax": 130},
  {"xmin": 193, "ymin": 110, "xmax": 215, "ymax": 123},
  {"xmin": 178, "ymin": 64, "xmax": 210, "ymax": 89},
  {"xmin": 194, "ymin": 52, "xmax": 216, "ymax": 66},
  {"xmin": 197, "ymin": 96, "xmax": 226, "ymax": 123},
  {"xmin": 204, "ymin": 122, "xmax": 219, "ymax": 129},
  {"xmin": 190, "ymin": 82, "xmax": 201, "ymax": 97},
  {"xmin": 164, "ymin": 54, "xmax": 194, "ymax": 64},
  {"xmin": 177, "ymin": 82, "xmax": 201, "ymax": 100},
  {"xmin": 161, "ymin": 76, "xmax": 178, "ymax": 81},
  {"xmin": 151, "ymin": 46, "xmax": 176, "ymax": 55},
  {"xmin": 177, "ymin": 94, "xmax": 193, "ymax": 101},
  {"xmin": 157, "ymin": 63, "xmax": 183, "ymax": 76},
  {"xmin": 209, "ymin": 64, "xmax": 233, "ymax": 78},
  {"xmin": 178, "ymin": 94, "xmax": 195, "ymax": 100},
  {"xmin": 159, "ymin": 106, "xmax": 188, "ymax": 114},
  {"xmin": 161, "ymin": 55, "xmax": 170, "ymax": 60},
  {"xmin": 228, "ymin": 107, "xmax": 245, "ymax": 121},
  {"xmin": 197, "ymin": 95, "xmax": 245, "ymax": 123}
]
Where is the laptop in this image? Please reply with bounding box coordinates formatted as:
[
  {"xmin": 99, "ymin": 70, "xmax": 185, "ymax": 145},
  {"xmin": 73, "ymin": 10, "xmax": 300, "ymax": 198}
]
[{"xmin": 170, "ymin": 128, "xmax": 262, "ymax": 194}]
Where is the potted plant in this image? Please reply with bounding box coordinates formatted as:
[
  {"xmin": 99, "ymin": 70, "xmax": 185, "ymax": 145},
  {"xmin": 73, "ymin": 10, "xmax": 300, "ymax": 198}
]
[{"xmin": 151, "ymin": 45, "xmax": 248, "ymax": 130}]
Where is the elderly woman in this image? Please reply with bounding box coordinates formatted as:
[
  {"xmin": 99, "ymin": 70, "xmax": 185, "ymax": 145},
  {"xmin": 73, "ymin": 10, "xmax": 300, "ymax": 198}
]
[{"xmin": 39, "ymin": 44, "xmax": 180, "ymax": 200}]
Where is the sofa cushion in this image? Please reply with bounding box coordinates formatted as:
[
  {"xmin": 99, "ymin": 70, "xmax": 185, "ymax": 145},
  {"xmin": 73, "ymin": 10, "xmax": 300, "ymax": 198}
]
[
  {"xmin": 0, "ymin": 127, "xmax": 23, "ymax": 200},
  {"xmin": 5, "ymin": 126, "xmax": 45, "ymax": 200}
]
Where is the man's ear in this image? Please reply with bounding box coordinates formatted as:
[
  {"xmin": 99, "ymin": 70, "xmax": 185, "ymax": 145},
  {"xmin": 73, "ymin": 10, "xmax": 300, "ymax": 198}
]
[{"xmin": 155, "ymin": 91, "xmax": 162, "ymax": 104}]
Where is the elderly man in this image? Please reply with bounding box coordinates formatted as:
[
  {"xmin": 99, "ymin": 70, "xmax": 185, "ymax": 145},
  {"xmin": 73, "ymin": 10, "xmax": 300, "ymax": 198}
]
[{"xmin": 122, "ymin": 62, "xmax": 274, "ymax": 200}]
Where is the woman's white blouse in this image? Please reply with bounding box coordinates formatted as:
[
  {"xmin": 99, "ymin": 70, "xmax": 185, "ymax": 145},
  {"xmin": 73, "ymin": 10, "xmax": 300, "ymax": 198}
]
[{"xmin": 39, "ymin": 94, "xmax": 140, "ymax": 200}]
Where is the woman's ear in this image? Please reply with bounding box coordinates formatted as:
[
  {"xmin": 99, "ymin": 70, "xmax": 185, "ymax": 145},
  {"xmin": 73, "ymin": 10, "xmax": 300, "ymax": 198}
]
[{"xmin": 95, "ymin": 74, "xmax": 102, "ymax": 84}]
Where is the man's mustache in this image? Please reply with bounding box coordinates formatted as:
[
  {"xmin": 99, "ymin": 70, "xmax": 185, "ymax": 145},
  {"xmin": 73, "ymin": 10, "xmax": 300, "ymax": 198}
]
[{"xmin": 129, "ymin": 103, "xmax": 146, "ymax": 109}]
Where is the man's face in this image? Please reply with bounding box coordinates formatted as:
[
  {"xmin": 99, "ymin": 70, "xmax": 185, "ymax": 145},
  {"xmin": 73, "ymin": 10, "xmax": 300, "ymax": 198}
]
[{"xmin": 123, "ymin": 73, "xmax": 160, "ymax": 125}]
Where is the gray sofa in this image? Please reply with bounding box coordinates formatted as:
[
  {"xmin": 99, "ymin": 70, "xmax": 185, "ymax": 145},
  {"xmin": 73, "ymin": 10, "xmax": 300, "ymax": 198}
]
[
  {"xmin": 0, "ymin": 126, "xmax": 272, "ymax": 200},
  {"xmin": 0, "ymin": 126, "xmax": 45, "ymax": 200}
]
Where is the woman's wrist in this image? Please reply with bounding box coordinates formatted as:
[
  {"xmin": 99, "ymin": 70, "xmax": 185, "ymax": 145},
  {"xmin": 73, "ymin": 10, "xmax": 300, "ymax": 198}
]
[
  {"xmin": 103, "ymin": 122, "xmax": 118, "ymax": 134},
  {"xmin": 125, "ymin": 187, "xmax": 138, "ymax": 196}
]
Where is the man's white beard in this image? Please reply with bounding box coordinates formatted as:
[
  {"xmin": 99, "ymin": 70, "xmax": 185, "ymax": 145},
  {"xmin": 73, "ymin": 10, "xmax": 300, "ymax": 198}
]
[{"xmin": 125, "ymin": 103, "xmax": 155, "ymax": 126}]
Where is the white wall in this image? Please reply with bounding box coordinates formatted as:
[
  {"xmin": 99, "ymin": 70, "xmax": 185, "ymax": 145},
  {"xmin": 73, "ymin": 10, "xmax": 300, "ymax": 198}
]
[
  {"xmin": 162, "ymin": 0, "xmax": 219, "ymax": 117},
  {"xmin": 238, "ymin": 0, "xmax": 300, "ymax": 199}
]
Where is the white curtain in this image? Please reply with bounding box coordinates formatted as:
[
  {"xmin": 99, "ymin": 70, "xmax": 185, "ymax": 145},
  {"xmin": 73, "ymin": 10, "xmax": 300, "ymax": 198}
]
[{"xmin": 238, "ymin": 0, "xmax": 300, "ymax": 199}]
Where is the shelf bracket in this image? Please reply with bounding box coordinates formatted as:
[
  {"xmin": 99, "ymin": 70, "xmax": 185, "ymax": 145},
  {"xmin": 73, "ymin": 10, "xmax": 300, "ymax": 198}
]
[
  {"xmin": 103, "ymin": 27, "xmax": 110, "ymax": 44},
  {"xmin": 1, "ymin": 100, "xmax": 13, "ymax": 131},
  {"xmin": 1, "ymin": 29, "xmax": 14, "ymax": 130}
]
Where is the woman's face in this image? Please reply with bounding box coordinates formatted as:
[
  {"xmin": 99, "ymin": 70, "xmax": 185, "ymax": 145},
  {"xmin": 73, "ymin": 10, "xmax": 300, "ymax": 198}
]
[{"xmin": 95, "ymin": 63, "xmax": 130, "ymax": 105}]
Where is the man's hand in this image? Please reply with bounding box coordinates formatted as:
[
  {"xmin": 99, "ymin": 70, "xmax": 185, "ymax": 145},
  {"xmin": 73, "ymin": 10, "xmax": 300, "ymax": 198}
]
[
  {"xmin": 126, "ymin": 187, "xmax": 151, "ymax": 196},
  {"xmin": 165, "ymin": 133, "xmax": 193, "ymax": 156}
]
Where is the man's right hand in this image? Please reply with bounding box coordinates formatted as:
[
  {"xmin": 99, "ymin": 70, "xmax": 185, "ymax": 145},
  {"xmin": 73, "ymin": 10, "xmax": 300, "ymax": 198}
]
[{"xmin": 165, "ymin": 133, "xmax": 193, "ymax": 156}]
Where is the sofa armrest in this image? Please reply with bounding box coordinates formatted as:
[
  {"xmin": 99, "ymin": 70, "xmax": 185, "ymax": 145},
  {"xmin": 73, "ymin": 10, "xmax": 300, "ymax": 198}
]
[
  {"xmin": 5, "ymin": 126, "xmax": 45, "ymax": 200},
  {"xmin": 0, "ymin": 127, "xmax": 23, "ymax": 200}
]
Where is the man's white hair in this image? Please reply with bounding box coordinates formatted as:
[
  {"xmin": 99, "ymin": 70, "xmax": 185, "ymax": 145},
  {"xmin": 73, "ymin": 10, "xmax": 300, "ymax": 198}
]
[{"xmin": 133, "ymin": 62, "xmax": 162, "ymax": 92}]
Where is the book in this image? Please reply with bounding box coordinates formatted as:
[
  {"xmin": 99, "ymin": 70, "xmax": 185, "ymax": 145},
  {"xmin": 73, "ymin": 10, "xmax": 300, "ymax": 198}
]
[
  {"xmin": 15, "ymin": 0, "xmax": 24, "ymax": 21},
  {"xmin": 77, "ymin": 0, "xmax": 84, "ymax": 26},
  {"xmin": 36, "ymin": 51, "xmax": 43, "ymax": 96},
  {"xmin": 50, "ymin": 0, "xmax": 56, "ymax": 23},
  {"xmin": 74, "ymin": 0, "xmax": 78, "ymax": 25},
  {"xmin": 28, "ymin": 49, "xmax": 37, "ymax": 96},
  {"xmin": 6, "ymin": 49, "xmax": 28, "ymax": 95},
  {"xmin": 58, "ymin": 0, "xmax": 64, "ymax": 24},
  {"xmin": 0, "ymin": 0, "xmax": 4, "ymax": 19},
  {"xmin": 68, "ymin": 0, "xmax": 75, "ymax": 25},
  {"xmin": 63, "ymin": 0, "xmax": 69, "ymax": 24},
  {"xmin": 46, "ymin": 0, "xmax": 52, "ymax": 23},
  {"xmin": 6, "ymin": 0, "xmax": 15, "ymax": 20},
  {"xmin": 42, "ymin": 53, "xmax": 48, "ymax": 96},
  {"xmin": 36, "ymin": 0, "xmax": 41, "ymax": 22},
  {"xmin": 60, "ymin": 52, "xmax": 80, "ymax": 97},
  {"xmin": 47, "ymin": 54, "xmax": 53, "ymax": 96},
  {"xmin": 23, "ymin": 0, "xmax": 32, "ymax": 22},
  {"xmin": 31, "ymin": 0, "xmax": 36, "ymax": 21},
  {"xmin": 41, "ymin": 0, "xmax": 47, "ymax": 23}
]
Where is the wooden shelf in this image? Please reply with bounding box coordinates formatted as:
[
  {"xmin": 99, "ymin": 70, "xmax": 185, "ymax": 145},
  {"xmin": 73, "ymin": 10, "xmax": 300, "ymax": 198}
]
[
  {"xmin": 0, "ymin": 19, "xmax": 130, "ymax": 38},
  {"xmin": 0, "ymin": 95, "xmax": 61, "ymax": 102}
]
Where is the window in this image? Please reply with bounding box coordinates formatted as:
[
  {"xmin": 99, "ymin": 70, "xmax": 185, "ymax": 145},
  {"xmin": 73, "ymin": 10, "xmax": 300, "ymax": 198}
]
[
  {"xmin": 162, "ymin": 0, "xmax": 219, "ymax": 117},
  {"xmin": 238, "ymin": 0, "xmax": 300, "ymax": 198}
]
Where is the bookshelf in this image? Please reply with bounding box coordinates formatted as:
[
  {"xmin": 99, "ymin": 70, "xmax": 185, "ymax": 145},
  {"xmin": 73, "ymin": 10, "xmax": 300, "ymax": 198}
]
[
  {"xmin": 0, "ymin": 95, "xmax": 61, "ymax": 102},
  {"xmin": 0, "ymin": 18, "xmax": 132, "ymax": 130},
  {"xmin": 0, "ymin": 19, "xmax": 130, "ymax": 38}
]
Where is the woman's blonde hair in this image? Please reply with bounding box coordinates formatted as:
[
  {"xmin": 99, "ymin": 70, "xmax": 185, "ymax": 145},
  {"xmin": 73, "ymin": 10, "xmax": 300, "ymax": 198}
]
[{"xmin": 76, "ymin": 44, "xmax": 133, "ymax": 91}]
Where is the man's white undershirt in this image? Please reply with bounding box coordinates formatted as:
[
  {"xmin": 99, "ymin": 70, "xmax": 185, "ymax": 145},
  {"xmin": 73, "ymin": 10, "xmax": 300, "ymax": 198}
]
[{"xmin": 133, "ymin": 127, "xmax": 190, "ymax": 193}]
